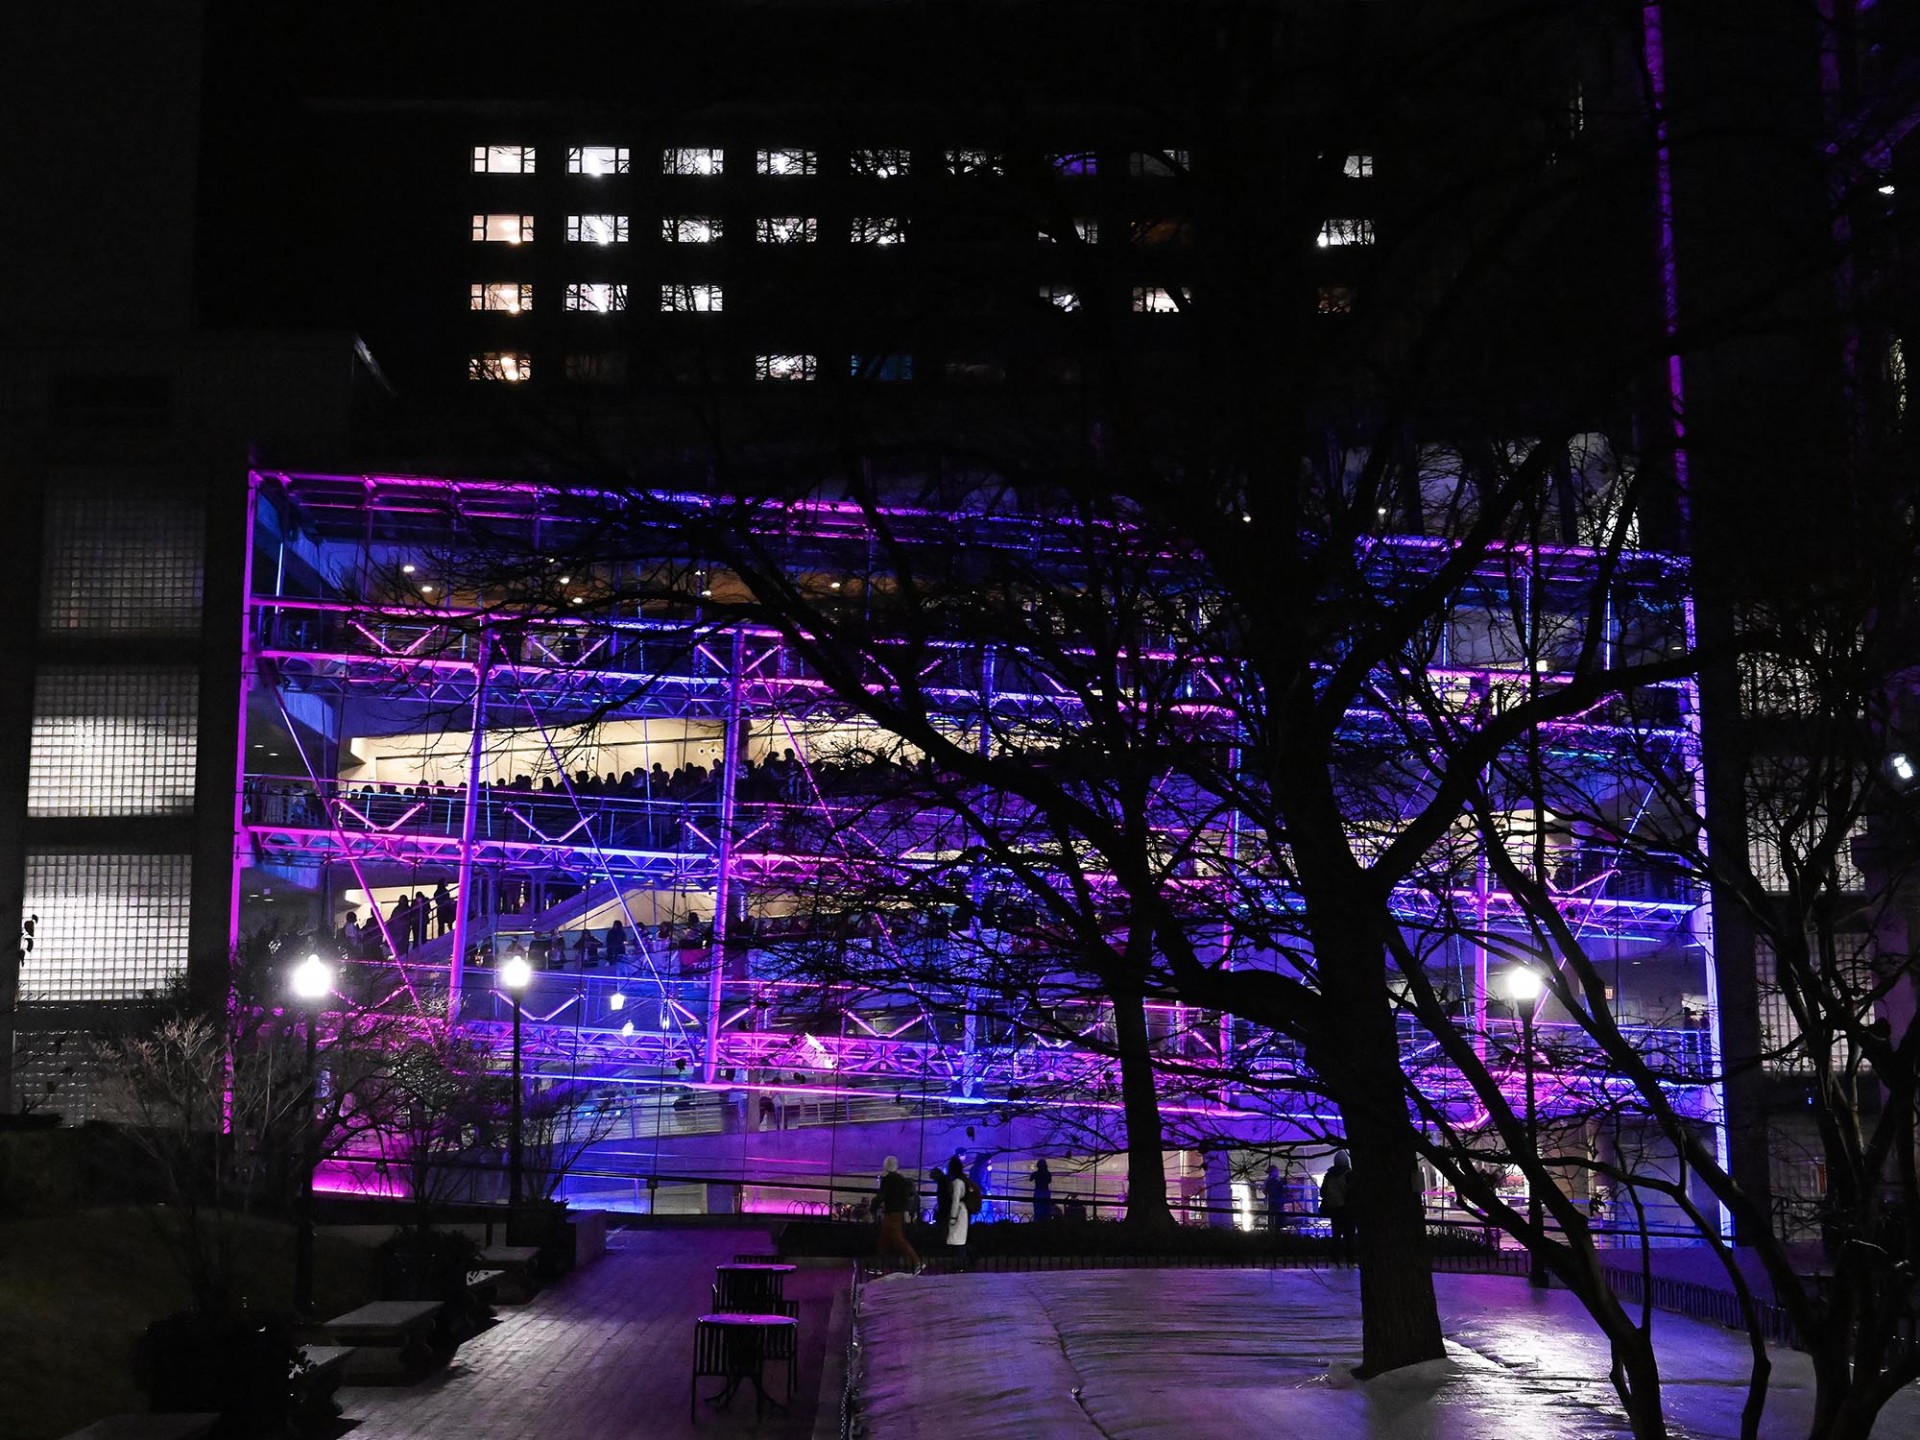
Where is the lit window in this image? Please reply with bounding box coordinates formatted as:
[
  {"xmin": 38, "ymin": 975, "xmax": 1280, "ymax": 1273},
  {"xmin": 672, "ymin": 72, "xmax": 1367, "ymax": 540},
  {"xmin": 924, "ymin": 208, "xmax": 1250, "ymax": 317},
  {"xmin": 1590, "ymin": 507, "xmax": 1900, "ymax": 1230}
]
[
  {"xmin": 1318, "ymin": 218, "xmax": 1375, "ymax": 247},
  {"xmin": 1049, "ymin": 151, "xmax": 1098, "ymax": 177},
  {"xmin": 850, "ymin": 148, "xmax": 910, "ymax": 179},
  {"xmin": 30, "ymin": 668, "xmax": 199, "ymax": 817},
  {"xmin": 41, "ymin": 480, "xmax": 203, "ymax": 634},
  {"xmin": 1317, "ymin": 284, "xmax": 1355, "ymax": 314},
  {"xmin": 1041, "ymin": 285, "xmax": 1080, "ymax": 311},
  {"xmin": 472, "ymin": 213, "xmax": 534, "ymax": 244},
  {"xmin": 565, "ymin": 283, "xmax": 627, "ymax": 313},
  {"xmin": 21, "ymin": 852, "xmax": 191, "ymax": 1002},
  {"xmin": 569, "ymin": 145, "xmax": 629, "ymax": 175},
  {"xmin": 756, "ymin": 149, "xmax": 818, "ymax": 176},
  {"xmin": 1040, "ymin": 218, "xmax": 1100, "ymax": 244},
  {"xmin": 663, "ymin": 148, "xmax": 723, "ymax": 176},
  {"xmin": 756, "ymin": 216, "xmax": 818, "ymax": 243},
  {"xmin": 850, "ymin": 215, "xmax": 907, "ymax": 245},
  {"xmin": 565, "ymin": 353, "xmax": 628, "ymax": 384},
  {"xmin": 1131, "ymin": 218, "xmax": 1195, "ymax": 248},
  {"xmin": 469, "ymin": 352, "xmax": 531, "ymax": 382},
  {"xmin": 471, "ymin": 283, "xmax": 532, "ymax": 313},
  {"xmin": 567, "ymin": 214, "xmax": 629, "ymax": 245},
  {"xmin": 851, "ymin": 354, "xmax": 914, "ymax": 381},
  {"xmin": 664, "ymin": 216, "xmax": 723, "ymax": 243},
  {"xmin": 755, "ymin": 353, "xmax": 816, "ymax": 381},
  {"xmin": 1131, "ymin": 286, "xmax": 1186, "ymax": 313},
  {"xmin": 1128, "ymin": 149, "xmax": 1189, "ymax": 177},
  {"xmin": 946, "ymin": 149, "xmax": 1004, "ymax": 176},
  {"xmin": 660, "ymin": 284, "xmax": 724, "ymax": 312},
  {"xmin": 472, "ymin": 145, "xmax": 536, "ymax": 174},
  {"xmin": 1344, "ymin": 153, "xmax": 1374, "ymax": 179}
]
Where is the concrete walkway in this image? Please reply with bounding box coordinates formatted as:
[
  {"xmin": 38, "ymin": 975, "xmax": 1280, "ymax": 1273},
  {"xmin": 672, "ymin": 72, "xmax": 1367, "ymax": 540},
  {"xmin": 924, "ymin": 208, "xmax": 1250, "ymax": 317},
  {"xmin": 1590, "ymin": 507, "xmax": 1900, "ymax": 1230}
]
[
  {"xmin": 858, "ymin": 1267, "xmax": 1920, "ymax": 1440},
  {"xmin": 334, "ymin": 1226, "xmax": 849, "ymax": 1440}
]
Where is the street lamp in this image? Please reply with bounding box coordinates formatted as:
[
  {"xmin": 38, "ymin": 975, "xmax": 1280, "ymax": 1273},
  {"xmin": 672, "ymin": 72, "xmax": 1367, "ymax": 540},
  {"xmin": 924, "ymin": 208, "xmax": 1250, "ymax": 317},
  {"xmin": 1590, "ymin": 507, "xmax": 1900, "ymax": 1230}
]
[
  {"xmin": 499, "ymin": 951, "xmax": 532, "ymax": 1209},
  {"xmin": 290, "ymin": 952, "xmax": 335, "ymax": 1314},
  {"xmin": 1503, "ymin": 964, "xmax": 1548, "ymax": 1288}
]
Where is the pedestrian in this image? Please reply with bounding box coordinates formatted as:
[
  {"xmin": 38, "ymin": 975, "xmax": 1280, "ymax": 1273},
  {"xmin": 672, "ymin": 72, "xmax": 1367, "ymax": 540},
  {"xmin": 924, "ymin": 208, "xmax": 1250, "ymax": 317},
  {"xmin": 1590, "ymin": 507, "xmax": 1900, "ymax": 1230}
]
[
  {"xmin": 931, "ymin": 1167, "xmax": 952, "ymax": 1232},
  {"xmin": 872, "ymin": 1156, "xmax": 921, "ymax": 1274},
  {"xmin": 1031, "ymin": 1158, "xmax": 1054, "ymax": 1221},
  {"xmin": 433, "ymin": 881, "xmax": 454, "ymax": 936},
  {"xmin": 1264, "ymin": 1163, "xmax": 1286, "ymax": 1235},
  {"xmin": 1321, "ymin": 1149, "xmax": 1356, "ymax": 1266},
  {"xmin": 968, "ymin": 1151, "xmax": 993, "ymax": 1223},
  {"xmin": 945, "ymin": 1155, "xmax": 971, "ymax": 1267}
]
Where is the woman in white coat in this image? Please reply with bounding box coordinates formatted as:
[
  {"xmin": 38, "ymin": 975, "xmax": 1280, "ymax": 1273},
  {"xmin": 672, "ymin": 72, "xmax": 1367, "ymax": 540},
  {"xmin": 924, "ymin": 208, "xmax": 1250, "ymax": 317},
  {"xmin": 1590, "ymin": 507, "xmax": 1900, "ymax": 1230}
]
[{"xmin": 944, "ymin": 1155, "xmax": 970, "ymax": 1267}]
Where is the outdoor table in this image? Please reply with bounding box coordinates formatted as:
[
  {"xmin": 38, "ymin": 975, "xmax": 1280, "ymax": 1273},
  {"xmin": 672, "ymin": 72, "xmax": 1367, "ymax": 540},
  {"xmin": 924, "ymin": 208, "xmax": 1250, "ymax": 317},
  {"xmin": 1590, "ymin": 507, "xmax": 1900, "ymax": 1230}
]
[
  {"xmin": 712, "ymin": 1261, "xmax": 797, "ymax": 1311},
  {"xmin": 691, "ymin": 1312, "xmax": 799, "ymax": 1419}
]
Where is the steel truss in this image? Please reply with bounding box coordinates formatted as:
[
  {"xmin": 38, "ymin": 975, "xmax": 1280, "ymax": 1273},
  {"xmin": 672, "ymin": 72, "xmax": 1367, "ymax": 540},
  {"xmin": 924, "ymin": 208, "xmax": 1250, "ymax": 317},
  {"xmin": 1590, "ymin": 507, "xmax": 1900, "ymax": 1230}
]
[{"xmin": 243, "ymin": 469, "xmax": 1714, "ymax": 1125}]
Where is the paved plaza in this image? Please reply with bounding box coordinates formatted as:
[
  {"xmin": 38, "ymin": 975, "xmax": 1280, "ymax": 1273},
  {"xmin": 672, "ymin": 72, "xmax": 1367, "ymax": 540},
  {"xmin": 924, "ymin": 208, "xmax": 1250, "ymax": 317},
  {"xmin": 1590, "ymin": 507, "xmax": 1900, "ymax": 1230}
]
[
  {"xmin": 333, "ymin": 1227, "xmax": 849, "ymax": 1440},
  {"xmin": 327, "ymin": 1239, "xmax": 1920, "ymax": 1440},
  {"xmin": 858, "ymin": 1267, "xmax": 1920, "ymax": 1440}
]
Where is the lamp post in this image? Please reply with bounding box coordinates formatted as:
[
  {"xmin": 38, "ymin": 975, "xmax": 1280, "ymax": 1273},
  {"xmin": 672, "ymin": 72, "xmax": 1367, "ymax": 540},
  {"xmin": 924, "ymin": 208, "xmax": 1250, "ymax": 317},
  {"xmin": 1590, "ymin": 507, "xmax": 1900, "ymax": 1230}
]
[
  {"xmin": 290, "ymin": 952, "xmax": 334, "ymax": 1314},
  {"xmin": 499, "ymin": 951, "xmax": 531, "ymax": 1209},
  {"xmin": 1503, "ymin": 964, "xmax": 1548, "ymax": 1288}
]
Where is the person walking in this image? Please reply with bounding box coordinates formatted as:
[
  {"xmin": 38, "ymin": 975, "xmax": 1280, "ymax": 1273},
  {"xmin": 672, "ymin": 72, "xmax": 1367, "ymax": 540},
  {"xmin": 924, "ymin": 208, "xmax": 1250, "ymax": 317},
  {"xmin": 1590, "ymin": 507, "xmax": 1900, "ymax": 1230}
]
[
  {"xmin": 1321, "ymin": 1149, "xmax": 1356, "ymax": 1266},
  {"xmin": 944, "ymin": 1155, "xmax": 971, "ymax": 1268},
  {"xmin": 873, "ymin": 1156, "xmax": 921, "ymax": 1274}
]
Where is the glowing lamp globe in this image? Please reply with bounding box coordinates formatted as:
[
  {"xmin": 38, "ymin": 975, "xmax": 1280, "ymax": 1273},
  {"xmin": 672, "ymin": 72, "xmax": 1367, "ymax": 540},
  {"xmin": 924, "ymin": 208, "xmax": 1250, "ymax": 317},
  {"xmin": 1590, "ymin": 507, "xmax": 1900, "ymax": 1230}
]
[
  {"xmin": 291, "ymin": 954, "xmax": 334, "ymax": 1002},
  {"xmin": 499, "ymin": 954, "xmax": 533, "ymax": 992},
  {"xmin": 1504, "ymin": 966, "xmax": 1544, "ymax": 1006}
]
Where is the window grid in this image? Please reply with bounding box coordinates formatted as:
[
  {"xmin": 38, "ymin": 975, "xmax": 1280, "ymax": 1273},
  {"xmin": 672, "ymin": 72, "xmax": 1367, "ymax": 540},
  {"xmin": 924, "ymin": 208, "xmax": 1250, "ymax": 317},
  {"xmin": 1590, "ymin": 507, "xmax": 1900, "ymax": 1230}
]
[
  {"xmin": 850, "ymin": 216, "xmax": 907, "ymax": 245},
  {"xmin": 29, "ymin": 668, "xmax": 199, "ymax": 817},
  {"xmin": 661, "ymin": 284, "xmax": 724, "ymax": 313},
  {"xmin": 757, "ymin": 216, "xmax": 818, "ymax": 244},
  {"xmin": 1318, "ymin": 218, "xmax": 1375, "ymax": 247},
  {"xmin": 946, "ymin": 150, "xmax": 1005, "ymax": 176},
  {"xmin": 472, "ymin": 213, "xmax": 534, "ymax": 244},
  {"xmin": 850, "ymin": 149, "xmax": 910, "ymax": 179},
  {"xmin": 756, "ymin": 149, "xmax": 817, "ymax": 176},
  {"xmin": 664, "ymin": 216, "xmax": 723, "ymax": 244},
  {"xmin": 564, "ymin": 283, "xmax": 628, "ymax": 313},
  {"xmin": 471, "ymin": 283, "xmax": 531, "ymax": 313},
  {"xmin": 756, "ymin": 354, "xmax": 816, "ymax": 381},
  {"xmin": 569, "ymin": 146, "xmax": 629, "ymax": 175},
  {"xmin": 663, "ymin": 148, "xmax": 724, "ymax": 176},
  {"xmin": 568, "ymin": 214, "xmax": 629, "ymax": 245},
  {"xmin": 20, "ymin": 852, "xmax": 192, "ymax": 1002},
  {"xmin": 40, "ymin": 482, "xmax": 204, "ymax": 634},
  {"xmin": 469, "ymin": 352, "xmax": 531, "ymax": 382},
  {"xmin": 1128, "ymin": 149, "xmax": 1189, "ymax": 177},
  {"xmin": 1131, "ymin": 286, "xmax": 1187, "ymax": 313},
  {"xmin": 472, "ymin": 145, "xmax": 536, "ymax": 174}
]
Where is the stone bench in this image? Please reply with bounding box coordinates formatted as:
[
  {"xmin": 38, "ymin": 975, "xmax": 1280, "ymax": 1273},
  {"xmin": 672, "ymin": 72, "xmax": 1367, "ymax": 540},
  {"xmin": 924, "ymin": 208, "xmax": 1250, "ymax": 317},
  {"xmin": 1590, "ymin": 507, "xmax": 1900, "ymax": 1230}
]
[
  {"xmin": 295, "ymin": 1344, "xmax": 356, "ymax": 1416},
  {"xmin": 479, "ymin": 1244, "xmax": 544, "ymax": 1303},
  {"xmin": 59, "ymin": 1417, "xmax": 219, "ymax": 1440},
  {"xmin": 319, "ymin": 1300, "xmax": 444, "ymax": 1382}
]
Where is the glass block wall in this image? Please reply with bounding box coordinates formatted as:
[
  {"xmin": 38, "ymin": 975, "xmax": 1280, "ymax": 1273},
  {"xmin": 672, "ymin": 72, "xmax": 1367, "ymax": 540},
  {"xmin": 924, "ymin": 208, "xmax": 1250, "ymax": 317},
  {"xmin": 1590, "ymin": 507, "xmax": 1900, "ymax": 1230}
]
[
  {"xmin": 28, "ymin": 667, "xmax": 199, "ymax": 816},
  {"xmin": 39, "ymin": 481, "xmax": 205, "ymax": 633},
  {"xmin": 19, "ymin": 853, "xmax": 194, "ymax": 1001}
]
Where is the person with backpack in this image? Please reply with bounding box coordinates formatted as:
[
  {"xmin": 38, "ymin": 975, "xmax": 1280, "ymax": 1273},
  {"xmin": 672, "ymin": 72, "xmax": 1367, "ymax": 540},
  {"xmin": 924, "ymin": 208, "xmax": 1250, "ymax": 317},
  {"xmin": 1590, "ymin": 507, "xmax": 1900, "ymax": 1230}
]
[
  {"xmin": 873, "ymin": 1156, "xmax": 922, "ymax": 1274},
  {"xmin": 1320, "ymin": 1149, "xmax": 1356, "ymax": 1266},
  {"xmin": 945, "ymin": 1155, "xmax": 971, "ymax": 1268}
]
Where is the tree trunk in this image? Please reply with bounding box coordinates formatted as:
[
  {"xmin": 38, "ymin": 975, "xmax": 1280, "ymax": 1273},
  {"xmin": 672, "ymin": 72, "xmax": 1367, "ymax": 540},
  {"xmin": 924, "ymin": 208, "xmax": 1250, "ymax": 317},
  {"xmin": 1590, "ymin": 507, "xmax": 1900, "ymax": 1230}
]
[
  {"xmin": 1340, "ymin": 1092, "xmax": 1447, "ymax": 1375},
  {"xmin": 1111, "ymin": 985, "xmax": 1175, "ymax": 1232}
]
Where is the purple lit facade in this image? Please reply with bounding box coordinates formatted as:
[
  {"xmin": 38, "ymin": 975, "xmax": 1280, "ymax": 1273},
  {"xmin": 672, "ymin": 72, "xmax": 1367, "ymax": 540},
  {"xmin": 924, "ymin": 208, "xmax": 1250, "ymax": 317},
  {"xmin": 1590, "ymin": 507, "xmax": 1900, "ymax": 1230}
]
[{"xmin": 236, "ymin": 469, "xmax": 1722, "ymax": 1222}]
